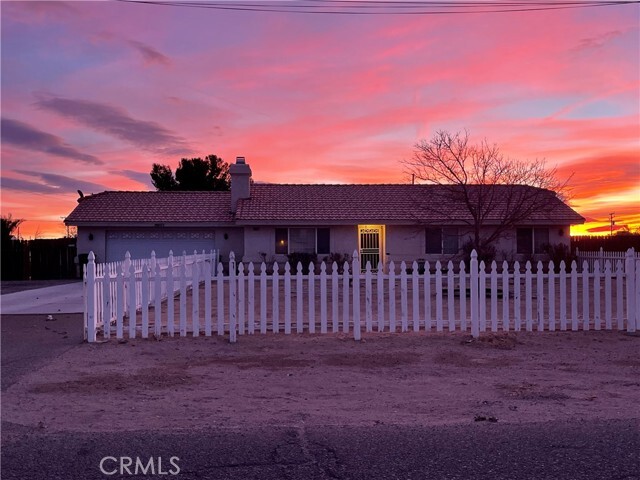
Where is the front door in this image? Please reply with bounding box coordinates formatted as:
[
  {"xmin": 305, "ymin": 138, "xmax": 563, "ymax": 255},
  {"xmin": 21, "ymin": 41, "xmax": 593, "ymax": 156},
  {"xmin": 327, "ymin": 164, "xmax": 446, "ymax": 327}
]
[{"xmin": 358, "ymin": 225, "xmax": 384, "ymax": 271}]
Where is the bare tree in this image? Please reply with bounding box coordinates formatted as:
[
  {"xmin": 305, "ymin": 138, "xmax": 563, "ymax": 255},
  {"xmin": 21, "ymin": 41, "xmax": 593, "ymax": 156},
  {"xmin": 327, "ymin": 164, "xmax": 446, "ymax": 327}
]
[{"xmin": 403, "ymin": 130, "xmax": 571, "ymax": 259}]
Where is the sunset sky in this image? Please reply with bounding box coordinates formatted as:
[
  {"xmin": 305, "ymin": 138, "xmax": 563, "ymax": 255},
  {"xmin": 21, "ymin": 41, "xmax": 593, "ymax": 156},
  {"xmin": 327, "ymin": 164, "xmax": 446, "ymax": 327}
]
[{"xmin": 1, "ymin": 0, "xmax": 638, "ymax": 239}]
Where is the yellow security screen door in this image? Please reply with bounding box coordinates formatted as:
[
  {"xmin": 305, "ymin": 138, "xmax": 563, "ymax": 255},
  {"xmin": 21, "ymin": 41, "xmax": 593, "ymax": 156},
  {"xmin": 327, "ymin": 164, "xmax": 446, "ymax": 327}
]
[{"xmin": 358, "ymin": 225, "xmax": 384, "ymax": 271}]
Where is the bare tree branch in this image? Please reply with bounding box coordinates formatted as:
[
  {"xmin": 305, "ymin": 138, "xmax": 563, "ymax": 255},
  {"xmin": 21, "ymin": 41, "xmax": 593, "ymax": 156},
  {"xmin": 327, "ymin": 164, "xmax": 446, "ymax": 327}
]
[{"xmin": 402, "ymin": 130, "xmax": 573, "ymax": 258}]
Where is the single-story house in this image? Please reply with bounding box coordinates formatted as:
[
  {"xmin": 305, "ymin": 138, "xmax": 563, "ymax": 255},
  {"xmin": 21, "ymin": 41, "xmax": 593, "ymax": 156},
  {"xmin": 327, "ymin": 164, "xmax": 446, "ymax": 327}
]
[{"xmin": 65, "ymin": 157, "xmax": 584, "ymax": 267}]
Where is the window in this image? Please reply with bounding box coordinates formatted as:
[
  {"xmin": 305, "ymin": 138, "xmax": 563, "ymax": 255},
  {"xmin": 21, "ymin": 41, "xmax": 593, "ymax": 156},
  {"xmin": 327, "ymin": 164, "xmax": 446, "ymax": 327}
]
[
  {"xmin": 533, "ymin": 228, "xmax": 549, "ymax": 254},
  {"xmin": 275, "ymin": 228, "xmax": 288, "ymax": 254},
  {"xmin": 425, "ymin": 228, "xmax": 442, "ymax": 254},
  {"xmin": 443, "ymin": 227, "xmax": 459, "ymax": 254},
  {"xmin": 317, "ymin": 228, "xmax": 330, "ymax": 254},
  {"xmin": 290, "ymin": 228, "xmax": 315, "ymax": 253},
  {"xmin": 517, "ymin": 227, "xmax": 549, "ymax": 254},
  {"xmin": 274, "ymin": 228, "xmax": 331, "ymax": 254},
  {"xmin": 425, "ymin": 227, "xmax": 459, "ymax": 254}
]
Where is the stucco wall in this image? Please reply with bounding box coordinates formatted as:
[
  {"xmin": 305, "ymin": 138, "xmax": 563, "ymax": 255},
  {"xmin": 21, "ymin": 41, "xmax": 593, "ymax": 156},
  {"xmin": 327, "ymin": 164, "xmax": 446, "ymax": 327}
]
[
  {"xmin": 238, "ymin": 223, "xmax": 573, "ymax": 266},
  {"xmin": 384, "ymin": 225, "xmax": 424, "ymax": 264},
  {"xmin": 329, "ymin": 225, "xmax": 358, "ymax": 259},
  {"xmin": 242, "ymin": 227, "xmax": 274, "ymax": 263},
  {"xmin": 215, "ymin": 228, "xmax": 245, "ymax": 263},
  {"xmin": 77, "ymin": 227, "xmax": 107, "ymax": 263}
]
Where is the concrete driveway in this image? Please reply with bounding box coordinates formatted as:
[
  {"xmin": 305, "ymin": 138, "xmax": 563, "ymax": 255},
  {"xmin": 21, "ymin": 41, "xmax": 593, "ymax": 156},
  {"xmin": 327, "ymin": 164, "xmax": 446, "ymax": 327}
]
[{"xmin": 1, "ymin": 281, "xmax": 83, "ymax": 314}]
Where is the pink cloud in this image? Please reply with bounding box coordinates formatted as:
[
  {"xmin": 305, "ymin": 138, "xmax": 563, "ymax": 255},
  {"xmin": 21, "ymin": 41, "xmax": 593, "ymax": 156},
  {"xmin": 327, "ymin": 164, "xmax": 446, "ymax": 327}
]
[{"xmin": 1, "ymin": 1, "xmax": 638, "ymax": 237}]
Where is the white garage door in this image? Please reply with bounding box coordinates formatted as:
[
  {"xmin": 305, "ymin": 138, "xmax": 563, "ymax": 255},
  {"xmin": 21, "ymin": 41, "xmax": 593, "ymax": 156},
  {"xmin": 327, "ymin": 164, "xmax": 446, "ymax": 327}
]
[{"xmin": 105, "ymin": 229, "xmax": 215, "ymax": 262}]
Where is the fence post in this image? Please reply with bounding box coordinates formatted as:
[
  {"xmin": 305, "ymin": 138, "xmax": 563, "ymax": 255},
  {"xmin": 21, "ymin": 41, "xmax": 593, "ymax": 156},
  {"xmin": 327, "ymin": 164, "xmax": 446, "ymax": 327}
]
[
  {"xmin": 248, "ymin": 262, "xmax": 255, "ymax": 334},
  {"xmin": 154, "ymin": 262, "xmax": 162, "ymax": 337},
  {"xmin": 536, "ymin": 261, "xmax": 544, "ymax": 332},
  {"xmin": 297, "ymin": 262, "xmax": 304, "ymax": 333},
  {"xmin": 238, "ymin": 262, "xmax": 245, "ymax": 336},
  {"xmin": 141, "ymin": 263, "xmax": 149, "ymax": 338},
  {"xmin": 514, "ymin": 261, "xmax": 521, "ymax": 331},
  {"xmin": 490, "ymin": 261, "xmax": 498, "ymax": 332},
  {"xmin": 272, "ymin": 261, "xmax": 279, "ymax": 334},
  {"xmin": 123, "ymin": 251, "xmax": 131, "ymax": 313},
  {"xmin": 525, "ymin": 261, "xmax": 532, "ymax": 331},
  {"xmin": 332, "ymin": 262, "xmax": 340, "ymax": 333},
  {"xmin": 548, "ymin": 261, "xmax": 555, "ymax": 332},
  {"xmin": 308, "ymin": 261, "xmax": 316, "ymax": 334},
  {"xmin": 470, "ymin": 250, "xmax": 479, "ymax": 338},
  {"xmin": 217, "ymin": 262, "xmax": 225, "ymax": 335},
  {"xmin": 388, "ymin": 261, "xmax": 396, "ymax": 332},
  {"xmin": 559, "ymin": 261, "xmax": 567, "ymax": 331},
  {"xmin": 127, "ymin": 262, "xmax": 136, "ymax": 339},
  {"xmin": 260, "ymin": 262, "xmax": 267, "ymax": 334},
  {"xmin": 448, "ymin": 261, "xmax": 455, "ymax": 332},
  {"xmin": 150, "ymin": 250, "xmax": 157, "ymax": 303},
  {"xmin": 229, "ymin": 252, "xmax": 237, "ymax": 343},
  {"xmin": 179, "ymin": 254, "xmax": 187, "ymax": 337},
  {"xmin": 86, "ymin": 252, "xmax": 97, "ymax": 342},
  {"xmin": 377, "ymin": 263, "xmax": 385, "ymax": 332},
  {"xmin": 625, "ymin": 248, "xmax": 636, "ymax": 332},
  {"xmin": 400, "ymin": 261, "xmax": 408, "ymax": 332},
  {"xmin": 284, "ymin": 262, "xmax": 292, "ymax": 334},
  {"xmin": 424, "ymin": 261, "xmax": 432, "ymax": 332},
  {"xmin": 192, "ymin": 252, "xmax": 200, "ymax": 337},
  {"xmin": 102, "ymin": 260, "xmax": 111, "ymax": 339},
  {"xmin": 594, "ymin": 260, "xmax": 601, "ymax": 330},
  {"xmin": 321, "ymin": 261, "xmax": 328, "ymax": 334},
  {"xmin": 343, "ymin": 261, "xmax": 350, "ymax": 333},
  {"xmin": 353, "ymin": 250, "xmax": 361, "ymax": 341},
  {"xmin": 435, "ymin": 261, "xmax": 443, "ymax": 332},
  {"xmin": 460, "ymin": 260, "xmax": 467, "ymax": 332},
  {"xmin": 604, "ymin": 261, "xmax": 612, "ymax": 330},
  {"xmin": 501, "ymin": 260, "xmax": 509, "ymax": 332},
  {"xmin": 582, "ymin": 260, "xmax": 590, "ymax": 331},
  {"xmin": 616, "ymin": 260, "xmax": 624, "ymax": 330},
  {"xmin": 412, "ymin": 261, "xmax": 419, "ymax": 332},
  {"xmin": 167, "ymin": 251, "xmax": 175, "ymax": 337}
]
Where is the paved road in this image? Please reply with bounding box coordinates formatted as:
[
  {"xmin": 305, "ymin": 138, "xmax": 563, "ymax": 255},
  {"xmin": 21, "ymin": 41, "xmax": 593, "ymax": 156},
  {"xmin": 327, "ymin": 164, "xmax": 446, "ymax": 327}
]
[
  {"xmin": 1, "ymin": 281, "xmax": 83, "ymax": 314},
  {"xmin": 2, "ymin": 420, "xmax": 638, "ymax": 479},
  {"xmin": 1, "ymin": 313, "xmax": 84, "ymax": 391}
]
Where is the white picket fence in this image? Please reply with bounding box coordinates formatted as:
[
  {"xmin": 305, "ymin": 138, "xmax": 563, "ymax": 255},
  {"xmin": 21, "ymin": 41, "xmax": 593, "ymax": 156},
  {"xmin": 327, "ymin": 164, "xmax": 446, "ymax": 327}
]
[
  {"xmin": 84, "ymin": 248, "xmax": 640, "ymax": 343},
  {"xmin": 83, "ymin": 249, "xmax": 218, "ymax": 339},
  {"xmin": 576, "ymin": 248, "xmax": 640, "ymax": 273}
]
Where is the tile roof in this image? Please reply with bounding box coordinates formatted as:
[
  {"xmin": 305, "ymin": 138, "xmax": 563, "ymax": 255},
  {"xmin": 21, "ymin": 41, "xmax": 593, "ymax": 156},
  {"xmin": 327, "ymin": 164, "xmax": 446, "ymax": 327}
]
[
  {"xmin": 235, "ymin": 184, "xmax": 585, "ymax": 225},
  {"xmin": 65, "ymin": 185, "xmax": 584, "ymax": 226},
  {"xmin": 65, "ymin": 191, "xmax": 234, "ymax": 224}
]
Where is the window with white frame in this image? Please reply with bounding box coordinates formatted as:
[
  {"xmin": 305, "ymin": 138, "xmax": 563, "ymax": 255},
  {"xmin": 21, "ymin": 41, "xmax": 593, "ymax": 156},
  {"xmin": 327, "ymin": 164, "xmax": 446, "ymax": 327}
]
[
  {"xmin": 425, "ymin": 227, "xmax": 459, "ymax": 254},
  {"xmin": 516, "ymin": 227, "xmax": 549, "ymax": 254},
  {"xmin": 275, "ymin": 228, "xmax": 331, "ymax": 255}
]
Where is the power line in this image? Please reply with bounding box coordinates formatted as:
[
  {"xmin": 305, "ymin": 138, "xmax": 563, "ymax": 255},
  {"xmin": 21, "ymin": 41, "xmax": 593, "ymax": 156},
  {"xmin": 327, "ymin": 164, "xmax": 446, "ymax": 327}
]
[{"xmin": 114, "ymin": 0, "xmax": 640, "ymax": 15}]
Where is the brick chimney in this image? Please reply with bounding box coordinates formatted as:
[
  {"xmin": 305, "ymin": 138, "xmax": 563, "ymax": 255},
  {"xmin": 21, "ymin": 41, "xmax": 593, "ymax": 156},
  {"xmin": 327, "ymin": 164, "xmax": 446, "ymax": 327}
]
[{"xmin": 230, "ymin": 156, "xmax": 252, "ymax": 213}]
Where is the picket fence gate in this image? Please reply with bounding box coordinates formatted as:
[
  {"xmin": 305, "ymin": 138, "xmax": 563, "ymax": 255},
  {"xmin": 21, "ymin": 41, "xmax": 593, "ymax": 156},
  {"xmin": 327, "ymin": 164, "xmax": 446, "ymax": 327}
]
[{"xmin": 84, "ymin": 248, "xmax": 639, "ymax": 343}]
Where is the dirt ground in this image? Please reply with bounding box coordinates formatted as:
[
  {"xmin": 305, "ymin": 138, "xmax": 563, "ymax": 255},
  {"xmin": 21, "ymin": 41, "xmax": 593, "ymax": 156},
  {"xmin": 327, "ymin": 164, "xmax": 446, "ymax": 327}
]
[{"xmin": 2, "ymin": 330, "xmax": 639, "ymax": 435}]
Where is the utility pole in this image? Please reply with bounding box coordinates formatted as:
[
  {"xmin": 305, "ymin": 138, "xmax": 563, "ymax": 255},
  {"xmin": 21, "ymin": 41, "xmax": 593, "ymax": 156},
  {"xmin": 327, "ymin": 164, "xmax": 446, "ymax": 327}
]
[{"xmin": 609, "ymin": 212, "xmax": 615, "ymax": 236}]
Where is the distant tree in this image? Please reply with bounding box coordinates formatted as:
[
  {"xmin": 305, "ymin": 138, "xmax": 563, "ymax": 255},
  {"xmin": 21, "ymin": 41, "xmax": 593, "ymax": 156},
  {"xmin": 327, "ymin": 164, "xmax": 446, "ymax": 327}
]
[
  {"xmin": 402, "ymin": 130, "xmax": 571, "ymax": 259},
  {"xmin": 1, "ymin": 214, "xmax": 24, "ymax": 243},
  {"xmin": 151, "ymin": 155, "xmax": 230, "ymax": 191},
  {"xmin": 150, "ymin": 164, "xmax": 178, "ymax": 191}
]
